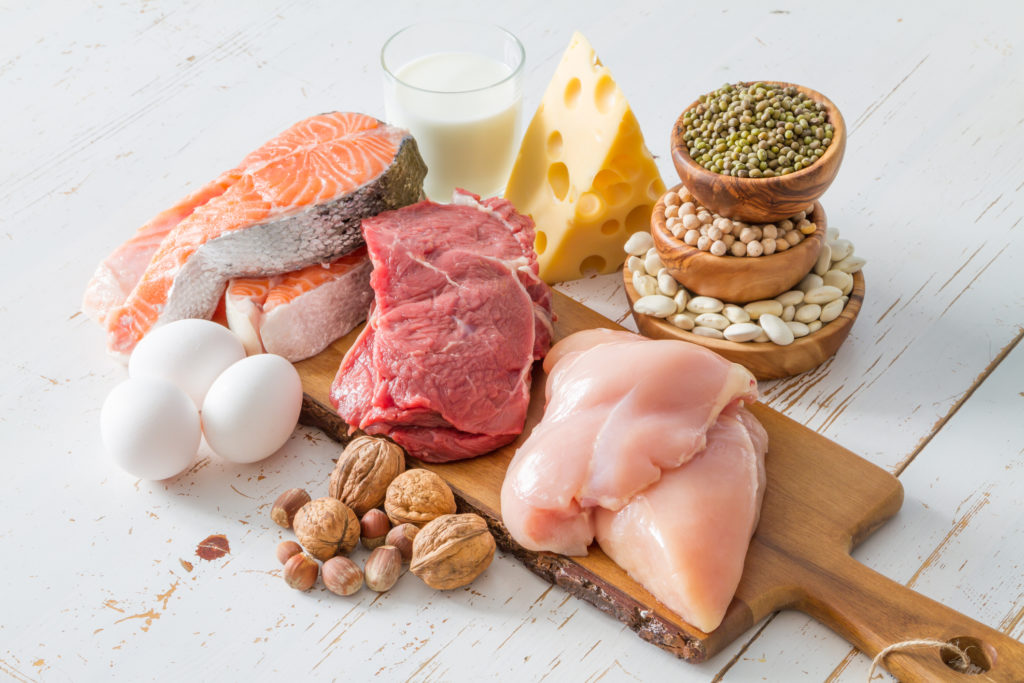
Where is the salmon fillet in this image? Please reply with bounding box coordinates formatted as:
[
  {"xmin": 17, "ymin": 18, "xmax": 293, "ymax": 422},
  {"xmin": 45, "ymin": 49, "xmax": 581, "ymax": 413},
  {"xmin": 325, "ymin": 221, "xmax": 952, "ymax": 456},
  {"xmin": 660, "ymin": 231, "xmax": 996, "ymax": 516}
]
[
  {"xmin": 225, "ymin": 247, "xmax": 373, "ymax": 362},
  {"xmin": 92, "ymin": 112, "xmax": 425, "ymax": 356}
]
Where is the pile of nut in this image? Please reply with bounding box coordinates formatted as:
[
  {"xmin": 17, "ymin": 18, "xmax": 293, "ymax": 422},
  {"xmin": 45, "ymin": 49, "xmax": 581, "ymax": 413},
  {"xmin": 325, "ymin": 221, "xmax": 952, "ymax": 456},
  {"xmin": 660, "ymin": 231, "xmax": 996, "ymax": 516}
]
[
  {"xmin": 652, "ymin": 187, "xmax": 816, "ymax": 258},
  {"xmin": 625, "ymin": 226, "xmax": 866, "ymax": 346},
  {"xmin": 271, "ymin": 435, "xmax": 496, "ymax": 595}
]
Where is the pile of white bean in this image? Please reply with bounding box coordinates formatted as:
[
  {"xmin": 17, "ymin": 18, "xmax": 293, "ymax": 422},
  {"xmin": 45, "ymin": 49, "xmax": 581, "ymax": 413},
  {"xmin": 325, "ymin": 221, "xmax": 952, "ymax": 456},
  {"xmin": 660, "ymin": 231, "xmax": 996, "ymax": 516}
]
[
  {"xmin": 624, "ymin": 228, "xmax": 866, "ymax": 346},
  {"xmin": 662, "ymin": 186, "xmax": 816, "ymax": 257}
]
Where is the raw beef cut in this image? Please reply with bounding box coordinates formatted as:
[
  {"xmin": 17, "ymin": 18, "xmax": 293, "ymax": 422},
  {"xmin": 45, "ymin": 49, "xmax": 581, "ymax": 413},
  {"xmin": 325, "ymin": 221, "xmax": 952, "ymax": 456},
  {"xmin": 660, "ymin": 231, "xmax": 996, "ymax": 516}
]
[
  {"xmin": 87, "ymin": 112, "xmax": 426, "ymax": 357},
  {"xmin": 225, "ymin": 247, "xmax": 373, "ymax": 362},
  {"xmin": 330, "ymin": 189, "xmax": 553, "ymax": 462},
  {"xmin": 500, "ymin": 329, "xmax": 766, "ymax": 632}
]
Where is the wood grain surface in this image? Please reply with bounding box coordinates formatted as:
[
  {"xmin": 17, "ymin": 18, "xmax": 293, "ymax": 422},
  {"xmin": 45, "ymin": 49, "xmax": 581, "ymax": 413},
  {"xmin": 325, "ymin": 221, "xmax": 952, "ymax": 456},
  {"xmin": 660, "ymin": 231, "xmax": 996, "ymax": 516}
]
[{"xmin": 295, "ymin": 291, "xmax": 1024, "ymax": 677}]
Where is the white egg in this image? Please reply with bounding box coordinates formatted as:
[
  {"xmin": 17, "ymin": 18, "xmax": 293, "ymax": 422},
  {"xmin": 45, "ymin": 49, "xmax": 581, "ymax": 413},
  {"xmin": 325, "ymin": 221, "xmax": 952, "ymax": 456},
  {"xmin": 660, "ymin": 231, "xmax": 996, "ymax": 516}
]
[
  {"xmin": 101, "ymin": 377, "xmax": 200, "ymax": 480},
  {"xmin": 201, "ymin": 354, "xmax": 303, "ymax": 464},
  {"xmin": 129, "ymin": 319, "xmax": 245, "ymax": 409}
]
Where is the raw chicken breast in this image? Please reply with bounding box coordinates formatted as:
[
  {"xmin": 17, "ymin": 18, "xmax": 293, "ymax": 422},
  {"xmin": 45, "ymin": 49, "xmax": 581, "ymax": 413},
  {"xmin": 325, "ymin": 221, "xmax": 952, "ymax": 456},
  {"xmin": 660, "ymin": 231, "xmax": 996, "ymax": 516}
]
[
  {"xmin": 501, "ymin": 330, "xmax": 757, "ymax": 555},
  {"xmin": 593, "ymin": 405, "xmax": 767, "ymax": 633}
]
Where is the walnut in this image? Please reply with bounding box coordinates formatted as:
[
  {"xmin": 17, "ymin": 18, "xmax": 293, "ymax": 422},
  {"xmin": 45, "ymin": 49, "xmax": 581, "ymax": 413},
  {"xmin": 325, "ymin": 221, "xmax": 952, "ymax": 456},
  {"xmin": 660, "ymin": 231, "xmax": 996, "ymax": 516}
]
[
  {"xmin": 410, "ymin": 514, "xmax": 495, "ymax": 590},
  {"xmin": 329, "ymin": 436, "xmax": 405, "ymax": 516},
  {"xmin": 384, "ymin": 469, "xmax": 456, "ymax": 527},
  {"xmin": 292, "ymin": 497, "xmax": 359, "ymax": 561}
]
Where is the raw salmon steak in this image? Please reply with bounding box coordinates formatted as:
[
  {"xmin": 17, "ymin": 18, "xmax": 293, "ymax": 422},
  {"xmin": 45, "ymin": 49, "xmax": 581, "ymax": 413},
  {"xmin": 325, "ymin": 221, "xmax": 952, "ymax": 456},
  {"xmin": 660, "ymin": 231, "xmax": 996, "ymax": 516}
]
[
  {"xmin": 88, "ymin": 112, "xmax": 426, "ymax": 356},
  {"xmin": 500, "ymin": 329, "xmax": 766, "ymax": 632},
  {"xmin": 225, "ymin": 247, "xmax": 373, "ymax": 362}
]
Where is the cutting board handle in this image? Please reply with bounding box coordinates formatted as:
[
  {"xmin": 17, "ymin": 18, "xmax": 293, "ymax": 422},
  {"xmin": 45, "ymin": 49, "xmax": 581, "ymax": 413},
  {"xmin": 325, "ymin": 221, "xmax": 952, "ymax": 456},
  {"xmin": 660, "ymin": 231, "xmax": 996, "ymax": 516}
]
[{"xmin": 796, "ymin": 550, "xmax": 1024, "ymax": 681}]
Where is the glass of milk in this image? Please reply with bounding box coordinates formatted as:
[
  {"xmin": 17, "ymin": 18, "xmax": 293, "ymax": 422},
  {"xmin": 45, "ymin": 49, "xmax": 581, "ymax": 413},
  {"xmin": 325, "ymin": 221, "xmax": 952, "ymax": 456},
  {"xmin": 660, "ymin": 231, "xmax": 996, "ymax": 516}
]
[{"xmin": 381, "ymin": 22, "xmax": 525, "ymax": 200}]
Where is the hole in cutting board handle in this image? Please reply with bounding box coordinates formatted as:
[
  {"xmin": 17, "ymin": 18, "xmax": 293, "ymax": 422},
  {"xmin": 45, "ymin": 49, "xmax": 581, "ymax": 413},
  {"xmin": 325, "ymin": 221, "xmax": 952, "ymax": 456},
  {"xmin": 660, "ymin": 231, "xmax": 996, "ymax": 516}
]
[{"xmin": 942, "ymin": 636, "xmax": 995, "ymax": 674}]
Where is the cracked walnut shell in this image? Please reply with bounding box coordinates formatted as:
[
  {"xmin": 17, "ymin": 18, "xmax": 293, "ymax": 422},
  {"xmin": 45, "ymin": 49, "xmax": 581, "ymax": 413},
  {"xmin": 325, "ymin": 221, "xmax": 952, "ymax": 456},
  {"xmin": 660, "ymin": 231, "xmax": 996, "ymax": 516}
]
[
  {"xmin": 292, "ymin": 497, "xmax": 359, "ymax": 561},
  {"xmin": 410, "ymin": 513, "xmax": 496, "ymax": 590},
  {"xmin": 384, "ymin": 469, "xmax": 456, "ymax": 527},
  {"xmin": 329, "ymin": 435, "xmax": 405, "ymax": 516}
]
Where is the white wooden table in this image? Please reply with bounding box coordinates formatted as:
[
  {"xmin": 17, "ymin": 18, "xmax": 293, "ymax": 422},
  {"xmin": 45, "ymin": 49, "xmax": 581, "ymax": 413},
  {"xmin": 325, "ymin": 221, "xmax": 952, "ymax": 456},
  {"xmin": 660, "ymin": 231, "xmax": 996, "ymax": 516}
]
[{"xmin": 2, "ymin": 1, "xmax": 1022, "ymax": 680}]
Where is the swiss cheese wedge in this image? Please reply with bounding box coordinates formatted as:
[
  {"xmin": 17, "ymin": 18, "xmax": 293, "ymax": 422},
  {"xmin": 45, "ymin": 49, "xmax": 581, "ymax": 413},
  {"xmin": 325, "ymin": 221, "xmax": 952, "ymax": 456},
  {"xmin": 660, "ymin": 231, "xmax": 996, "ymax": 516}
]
[{"xmin": 505, "ymin": 32, "xmax": 664, "ymax": 284}]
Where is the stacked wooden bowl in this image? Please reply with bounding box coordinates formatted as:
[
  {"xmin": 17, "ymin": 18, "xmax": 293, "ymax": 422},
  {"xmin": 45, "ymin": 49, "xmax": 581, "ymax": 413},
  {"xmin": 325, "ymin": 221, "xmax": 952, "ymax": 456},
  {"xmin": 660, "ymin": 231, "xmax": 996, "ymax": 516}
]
[{"xmin": 625, "ymin": 82, "xmax": 863, "ymax": 380}]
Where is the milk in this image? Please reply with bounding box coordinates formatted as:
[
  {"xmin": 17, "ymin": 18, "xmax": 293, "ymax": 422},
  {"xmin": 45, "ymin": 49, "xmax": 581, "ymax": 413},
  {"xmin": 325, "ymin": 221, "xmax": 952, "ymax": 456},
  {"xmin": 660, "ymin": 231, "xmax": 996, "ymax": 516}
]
[{"xmin": 385, "ymin": 52, "xmax": 522, "ymax": 200}]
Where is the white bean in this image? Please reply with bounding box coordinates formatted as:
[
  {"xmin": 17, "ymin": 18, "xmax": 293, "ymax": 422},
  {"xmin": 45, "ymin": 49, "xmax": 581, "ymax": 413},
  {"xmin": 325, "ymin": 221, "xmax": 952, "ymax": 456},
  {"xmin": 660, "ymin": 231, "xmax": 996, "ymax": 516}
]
[
  {"xmin": 808, "ymin": 320, "xmax": 823, "ymax": 333},
  {"xmin": 833, "ymin": 255, "xmax": 866, "ymax": 274},
  {"xmin": 723, "ymin": 322, "xmax": 763, "ymax": 342},
  {"xmin": 667, "ymin": 313, "xmax": 695, "ymax": 330},
  {"xmin": 644, "ymin": 248, "xmax": 664, "ymax": 276},
  {"xmin": 723, "ymin": 304, "xmax": 750, "ymax": 324},
  {"xmin": 695, "ymin": 313, "xmax": 730, "ymax": 330},
  {"xmin": 632, "ymin": 271, "xmax": 658, "ymax": 297},
  {"xmin": 782, "ymin": 304, "xmax": 796, "ymax": 322},
  {"xmin": 692, "ymin": 326, "xmax": 725, "ymax": 339},
  {"xmin": 786, "ymin": 321, "xmax": 811, "ymax": 338},
  {"xmin": 624, "ymin": 231, "xmax": 653, "ymax": 256},
  {"xmin": 798, "ymin": 273, "xmax": 824, "ymax": 293},
  {"xmin": 753, "ymin": 329, "xmax": 771, "ymax": 342},
  {"xmin": 673, "ymin": 289, "xmax": 690, "ymax": 313},
  {"xmin": 626, "ymin": 255, "xmax": 644, "ymax": 273},
  {"xmin": 743, "ymin": 299, "xmax": 784, "ymax": 320},
  {"xmin": 823, "ymin": 269, "xmax": 854, "ymax": 295},
  {"xmin": 829, "ymin": 238, "xmax": 854, "ymax": 262},
  {"xmin": 656, "ymin": 270, "xmax": 678, "ymax": 297},
  {"xmin": 804, "ymin": 285, "xmax": 843, "ymax": 305},
  {"xmin": 820, "ymin": 298, "xmax": 845, "ymax": 323},
  {"xmin": 795, "ymin": 303, "xmax": 822, "ymax": 323},
  {"xmin": 686, "ymin": 296, "xmax": 724, "ymax": 314},
  {"xmin": 759, "ymin": 314, "xmax": 794, "ymax": 345},
  {"xmin": 634, "ymin": 294, "xmax": 677, "ymax": 318},
  {"xmin": 813, "ymin": 242, "xmax": 832, "ymax": 276},
  {"xmin": 825, "ymin": 226, "xmax": 840, "ymax": 242},
  {"xmin": 775, "ymin": 290, "xmax": 804, "ymax": 307}
]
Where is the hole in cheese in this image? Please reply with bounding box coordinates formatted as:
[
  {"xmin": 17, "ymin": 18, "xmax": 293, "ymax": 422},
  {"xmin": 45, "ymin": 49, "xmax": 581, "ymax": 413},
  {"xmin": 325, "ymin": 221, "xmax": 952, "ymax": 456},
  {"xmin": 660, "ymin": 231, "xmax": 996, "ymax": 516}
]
[
  {"xmin": 548, "ymin": 162, "xmax": 569, "ymax": 201},
  {"xmin": 579, "ymin": 254, "xmax": 606, "ymax": 276},
  {"xmin": 535, "ymin": 230, "xmax": 548, "ymax": 255},
  {"xmin": 647, "ymin": 178, "xmax": 663, "ymax": 200},
  {"xmin": 578, "ymin": 191, "xmax": 603, "ymax": 218},
  {"xmin": 594, "ymin": 170, "xmax": 631, "ymax": 206},
  {"xmin": 625, "ymin": 204, "xmax": 652, "ymax": 233},
  {"xmin": 600, "ymin": 219, "xmax": 620, "ymax": 235},
  {"xmin": 547, "ymin": 130, "xmax": 563, "ymax": 159},
  {"xmin": 594, "ymin": 74, "xmax": 616, "ymax": 113},
  {"xmin": 564, "ymin": 78, "xmax": 582, "ymax": 108}
]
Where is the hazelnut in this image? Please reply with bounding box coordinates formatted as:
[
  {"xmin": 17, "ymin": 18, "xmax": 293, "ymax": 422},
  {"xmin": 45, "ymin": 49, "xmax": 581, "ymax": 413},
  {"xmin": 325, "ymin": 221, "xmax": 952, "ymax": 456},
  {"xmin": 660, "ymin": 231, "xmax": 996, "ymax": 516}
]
[
  {"xmin": 360, "ymin": 508, "xmax": 391, "ymax": 550},
  {"xmin": 292, "ymin": 497, "xmax": 360, "ymax": 561},
  {"xmin": 411, "ymin": 513, "xmax": 495, "ymax": 590},
  {"xmin": 329, "ymin": 436, "xmax": 405, "ymax": 516},
  {"xmin": 275, "ymin": 540, "xmax": 302, "ymax": 565},
  {"xmin": 384, "ymin": 469, "xmax": 456, "ymax": 528},
  {"xmin": 282, "ymin": 553, "xmax": 318, "ymax": 591},
  {"xmin": 322, "ymin": 556, "xmax": 363, "ymax": 596},
  {"xmin": 385, "ymin": 523, "xmax": 419, "ymax": 563},
  {"xmin": 364, "ymin": 545, "xmax": 402, "ymax": 592},
  {"xmin": 270, "ymin": 488, "xmax": 311, "ymax": 529}
]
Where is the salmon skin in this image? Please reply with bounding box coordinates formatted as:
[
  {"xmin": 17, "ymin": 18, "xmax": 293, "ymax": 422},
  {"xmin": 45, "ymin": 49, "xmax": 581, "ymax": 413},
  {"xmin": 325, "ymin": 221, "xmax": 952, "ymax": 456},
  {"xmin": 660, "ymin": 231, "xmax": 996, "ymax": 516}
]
[{"xmin": 88, "ymin": 112, "xmax": 426, "ymax": 357}]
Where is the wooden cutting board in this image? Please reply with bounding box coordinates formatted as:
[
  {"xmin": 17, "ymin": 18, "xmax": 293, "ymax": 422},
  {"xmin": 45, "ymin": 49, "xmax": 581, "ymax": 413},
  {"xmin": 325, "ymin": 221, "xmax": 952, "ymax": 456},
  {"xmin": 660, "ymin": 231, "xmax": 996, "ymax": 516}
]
[{"xmin": 295, "ymin": 290, "xmax": 1024, "ymax": 681}]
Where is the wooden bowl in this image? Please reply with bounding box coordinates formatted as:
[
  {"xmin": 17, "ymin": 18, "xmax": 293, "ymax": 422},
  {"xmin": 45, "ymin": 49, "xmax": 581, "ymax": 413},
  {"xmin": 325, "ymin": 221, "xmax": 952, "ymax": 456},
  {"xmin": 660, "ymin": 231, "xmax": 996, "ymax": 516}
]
[
  {"xmin": 670, "ymin": 81, "xmax": 846, "ymax": 223},
  {"xmin": 623, "ymin": 266, "xmax": 865, "ymax": 380},
  {"xmin": 653, "ymin": 183, "xmax": 825, "ymax": 303}
]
